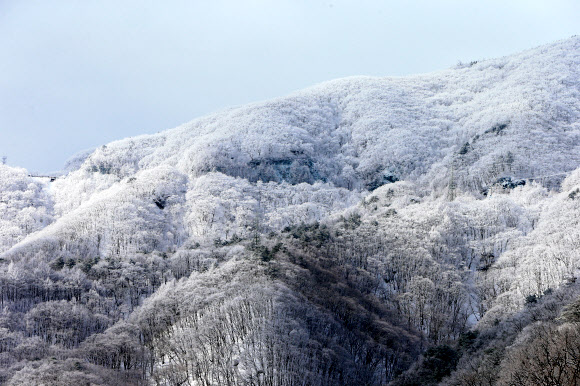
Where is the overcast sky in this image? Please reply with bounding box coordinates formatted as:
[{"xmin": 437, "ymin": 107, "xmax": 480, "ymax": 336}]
[{"xmin": 1, "ymin": 0, "xmax": 578, "ymax": 173}]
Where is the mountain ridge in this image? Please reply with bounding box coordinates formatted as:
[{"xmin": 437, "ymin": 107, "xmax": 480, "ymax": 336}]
[
  {"xmin": 3, "ymin": 35, "xmax": 575, "ymax": 257},
  {"xmin": 1, "ymin": 36, "xmax": 579, "ymax": 385}
]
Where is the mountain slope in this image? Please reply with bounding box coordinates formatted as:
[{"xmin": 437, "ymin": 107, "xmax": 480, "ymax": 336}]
[
  {"xmin": 74, "ymin": 35, "xmax": 580, "ymax": 187},
  {"xmin": 1, "ymin": 36, "xmax": 580, "ymax": 385},
  {"xmin": 4, "ymin": 37, "xmax": 580, "ymax": 263}
]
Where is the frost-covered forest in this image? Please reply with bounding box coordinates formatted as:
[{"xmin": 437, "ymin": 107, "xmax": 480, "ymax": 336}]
[{"xmin": 1, "ymin": 37, "xmax": 580, "ymax": 385}]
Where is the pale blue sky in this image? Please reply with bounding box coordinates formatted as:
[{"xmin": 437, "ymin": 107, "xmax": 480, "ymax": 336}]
[{"xmin": 1, "ymin": 0, "xmax": 578, "ymax": 173}]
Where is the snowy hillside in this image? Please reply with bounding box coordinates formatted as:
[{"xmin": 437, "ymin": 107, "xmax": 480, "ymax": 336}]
[
  {"xmin": 4, "ymin": 37, "xmax": 580, "ymax": 260},
  {"xmin": 0, "ymin": 165, "xmax": 53, "ymax": 254},
  {"xmin": 1, "ymin": 37, "xmax": 579, "ymax": 385},
  {"xmin": 74, "ymin": 35, "xmax": 580, "ymax": 189}
]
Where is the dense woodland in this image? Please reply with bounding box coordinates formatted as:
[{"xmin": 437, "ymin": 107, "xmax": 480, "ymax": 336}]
[{"xmin": 1, "ymin": 37, "xmax": 580, "ymax": 385}]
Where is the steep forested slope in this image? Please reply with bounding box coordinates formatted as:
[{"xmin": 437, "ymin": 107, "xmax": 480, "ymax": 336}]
[
  {"xmin": 0, "ymin": 37, "xmax": 579, "ymax": 385},
  {"xmin": 0, "ymin": 165, "xmax": 54, "ymax": 254}
]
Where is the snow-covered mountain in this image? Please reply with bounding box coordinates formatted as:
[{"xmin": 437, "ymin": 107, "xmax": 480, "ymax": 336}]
[
  {"xmin": 1, "ymin": 37, "xmax": 579, "ymax": 385},
  {"xmin": 5, "ymin": 37, "xmax": 580, "ymax": 258}
]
